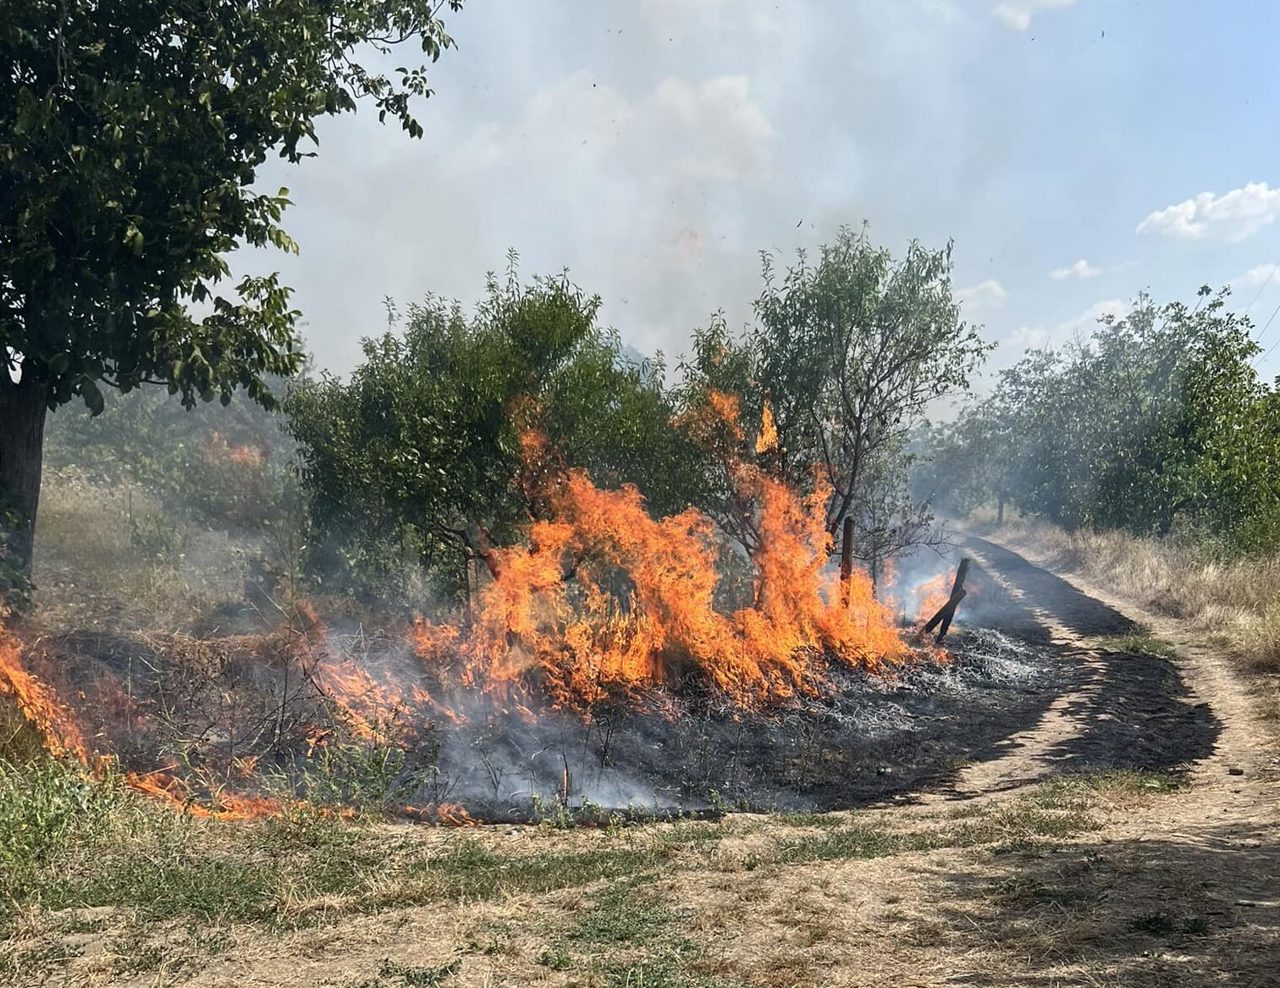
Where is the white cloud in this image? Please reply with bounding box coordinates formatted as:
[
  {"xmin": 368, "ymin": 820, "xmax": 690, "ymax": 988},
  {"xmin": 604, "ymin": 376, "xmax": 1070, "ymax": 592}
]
[
  {"xmin": 1049, "ymin": 258, "xmax": 1100, "ymax": 280},
  {"xmin": 956, "ymin": 279, "xmax": 1007, "ymax": 310},
  {"xmin": 1010, "ymin": 297, "xmax": 1129, "ymax": 351},
  {"xmin": 1136, "ymin": 181, "xmax": 1280, "ymax": 243},
  {"xmin": 992, "ymin": 0, "xmax": 1078, "ymax": 31},
  {"xmin": 1078, "ymin": 297, "xmax": 1130, "ymax": 324},
  {"xmin": 1232, "ymin": 263, "xmax": 1277, "ymax": 288}
]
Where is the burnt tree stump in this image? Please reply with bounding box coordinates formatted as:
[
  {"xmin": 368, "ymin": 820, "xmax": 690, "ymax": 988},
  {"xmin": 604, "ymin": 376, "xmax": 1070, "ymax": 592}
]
[
  {"xmin": 923, "ymin": 557, "xmax": 971, "ymax": 643},
  {"xmin": 839, "ymin": 517, "xmax": 854, "ymax": 605}
]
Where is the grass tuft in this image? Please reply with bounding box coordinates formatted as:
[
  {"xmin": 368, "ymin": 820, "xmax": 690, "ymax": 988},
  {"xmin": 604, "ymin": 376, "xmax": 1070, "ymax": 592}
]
[{"xmin": 1098, "ymin": 632, "xmax": 1178, "ymax": 661}]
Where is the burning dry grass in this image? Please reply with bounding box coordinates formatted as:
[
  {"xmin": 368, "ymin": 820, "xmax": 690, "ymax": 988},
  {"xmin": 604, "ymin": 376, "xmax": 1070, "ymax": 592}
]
[
  {"xmin": 986, "ymin": 518, "xmax": 1280, "ymax": 677},
  {"xmin": 412, "ymin": 462, "xmax": 906, "ymax": 712},
  {"xmin": 2, "ymin": 409, "xmax": 931, "ymax": 828}
]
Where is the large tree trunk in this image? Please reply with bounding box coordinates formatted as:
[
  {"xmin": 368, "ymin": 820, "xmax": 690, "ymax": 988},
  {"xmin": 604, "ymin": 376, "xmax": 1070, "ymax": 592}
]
[{"xmin": 0, "ymin": 371, "xmax": 49, "ymax": 582}]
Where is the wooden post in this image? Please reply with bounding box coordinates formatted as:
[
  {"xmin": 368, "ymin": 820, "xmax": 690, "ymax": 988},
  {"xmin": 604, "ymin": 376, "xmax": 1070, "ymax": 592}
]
[
  {"xmin": 840, "ymin": 517, "xmax": 854, "ymax": 605},
  {"xmin": 923, "ymin": 557, "xmax": 971, "ymax": 643}
]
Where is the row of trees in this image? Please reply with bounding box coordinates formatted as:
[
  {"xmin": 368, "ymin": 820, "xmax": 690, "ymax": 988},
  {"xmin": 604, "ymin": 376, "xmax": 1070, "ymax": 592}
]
[
  {"xmin": 917, "ymin": 289, "xmax": 1280, "ymax": 553},
  {"xmin": 28, "ymin": 231, "xmax": 983, "ymax": 613},
  {"xmin": 0, "ymin": 2, "xmax": 984, "ymax": 611},
  {"xmin": 283, "ymin": 231, "xmax": 987, "ymax": 606}
]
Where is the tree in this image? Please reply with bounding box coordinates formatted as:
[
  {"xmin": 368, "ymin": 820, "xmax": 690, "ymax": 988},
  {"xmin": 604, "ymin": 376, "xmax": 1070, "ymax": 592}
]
[
  {"xmin": 933, "ymin": 286, "xmax": 1280, "ymax": 552},
  {"xmin": 679, "ymin": 226, "xmax": 990, "ymax": 575},
  {"xmin": 911, "ymin": 398, "xmax": 1015, "ymax": 523},
  {"xmin": 286, "ymin": 264, "xmax": 706, "ymax": 606},
  {"xmin": 0, "ymin": 0, "xmax": 464, "ymax": 597}
]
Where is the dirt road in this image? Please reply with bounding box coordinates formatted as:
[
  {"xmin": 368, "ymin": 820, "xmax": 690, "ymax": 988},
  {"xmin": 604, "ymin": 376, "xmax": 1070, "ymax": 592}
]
[{"xmin": 16, "ymin": 537, "xmax": 1280, "ymax": 988}]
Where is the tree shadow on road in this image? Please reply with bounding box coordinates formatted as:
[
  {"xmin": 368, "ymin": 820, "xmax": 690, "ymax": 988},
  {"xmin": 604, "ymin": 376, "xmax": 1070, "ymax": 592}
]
[
  {"xmin": 906, "ymin": 820, "xmax": 1280, "ymax": 987},
  {"xmin": 928, "ymin": 537, "xmax": 1222, "ymax": 795}
]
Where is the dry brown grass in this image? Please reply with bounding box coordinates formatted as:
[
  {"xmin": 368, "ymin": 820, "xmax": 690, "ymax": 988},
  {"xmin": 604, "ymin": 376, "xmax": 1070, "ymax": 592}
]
[
  {"xmin": 981, "ymin": 517, "xmax": 1280, "ymax": 674},
  {"xmin": 31, "ymin": 469, "xmax": 247, "ymax": 633}
]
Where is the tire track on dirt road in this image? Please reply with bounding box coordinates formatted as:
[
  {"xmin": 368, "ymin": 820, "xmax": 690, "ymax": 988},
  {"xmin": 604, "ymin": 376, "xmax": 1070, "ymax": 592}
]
[{"xmin": 946, "ymin": 534, "xmax": 1247, "ymax": 799}]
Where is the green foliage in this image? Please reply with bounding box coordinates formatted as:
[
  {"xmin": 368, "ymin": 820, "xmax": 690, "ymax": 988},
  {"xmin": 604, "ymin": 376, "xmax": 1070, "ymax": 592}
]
[
  {"xmin": 1, "ymin": 0, "xmax": 462, "ymax": 413},
  {"xmin": 1098, "ymin": 633, "xmax": 1179, "ymax": 662},
  {"xmin": 288, "ymin": 734, "xmax": 440, "ymax": 814},
  {"xmin": 0, "ymin": 760, "xmax": 106, "ymax": 883},
  {"xmin": 926, "ymin": 287, "xmax": 1280, "ymax": 552},
  {"xmin": 286, "ymin": 260, "xmax": 706, "ymax": 605},
  {"xmin": 1, "ymin": 1, "xmax": 464, "ymax": 600},
  {"xmin": 678, "ymin": 225, "xmax": 990, "ymax": 565},
  {"xmin": 0, "ymin": 754, "xmax": 667, "ymax": 933}
]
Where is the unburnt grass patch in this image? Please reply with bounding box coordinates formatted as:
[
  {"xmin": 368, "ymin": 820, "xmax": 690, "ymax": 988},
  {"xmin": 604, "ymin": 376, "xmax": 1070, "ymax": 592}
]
[
  {"xmin": 1, "ymin": 754, "xmax": 1188, "ymax": 984},
  {"xmin": 1098, "ymin": 631, "xmax": 1179, "ymax": 662}
]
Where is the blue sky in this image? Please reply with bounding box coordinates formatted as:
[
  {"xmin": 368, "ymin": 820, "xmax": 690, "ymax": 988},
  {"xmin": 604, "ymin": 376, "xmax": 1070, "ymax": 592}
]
[{"xmin": 252, "ymin": 0, "xmax": 1280, "ymax": 386}]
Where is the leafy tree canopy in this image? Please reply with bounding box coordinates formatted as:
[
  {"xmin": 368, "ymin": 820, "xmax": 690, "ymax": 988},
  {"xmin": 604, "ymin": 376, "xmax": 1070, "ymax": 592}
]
[
  {"xmin": 285, "ymin": 262, "xmax": 707, "ymax": 604},
  {"xmin": 678, "ymin": 225, "xmax": 991, "ymax": 569},
  {"xmin": 1, "ymin": 0, "xmax": 462, "ymax": 412},
  {"xmin": 926, "ymin": 287, "xmax": 1280, "ymax": 552}
]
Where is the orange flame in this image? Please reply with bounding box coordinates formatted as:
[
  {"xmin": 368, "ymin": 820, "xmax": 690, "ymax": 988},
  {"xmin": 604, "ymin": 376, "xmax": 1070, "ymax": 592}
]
[
  {"xmin": 406, "ymin": 801, "xmax": 479, "ymax": 826},
  {"xmin": 205, "ymin": 431, "xmax": 267, "ymax": 467},
  {"xmin": 293, "ymin": 602, "xmax": 428, "ymax": 745},
  {"xmin": 413, "ymin": 416, "xmax": 907, "ymax": 709},
  {"xmin": 755, "ymin": 401, "xmax": 778, "ymax": 455},
  {"xmin": 0, "ymin": 621, "xmax": 91, "ymax": 764},
  {"xmin": 122, "ymin": 770, "xmax": 281, "ymax": 820},
  {"xmin": 2, "ymin": 386, "xmax": 924, "ymax": 823},
  {"xmin": 1, "ymin": 620, "xmax": 285, "ymax": 818},
  {"xmin": 913, "ymin": 573, "xmax": 954, "ymax": 628}
]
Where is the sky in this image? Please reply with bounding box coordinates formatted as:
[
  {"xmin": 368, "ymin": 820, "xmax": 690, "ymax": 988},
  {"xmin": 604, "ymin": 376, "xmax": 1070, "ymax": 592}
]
[{"xmin": 248, "ymin": 0, "xmax": 1280, "ymax": 388}]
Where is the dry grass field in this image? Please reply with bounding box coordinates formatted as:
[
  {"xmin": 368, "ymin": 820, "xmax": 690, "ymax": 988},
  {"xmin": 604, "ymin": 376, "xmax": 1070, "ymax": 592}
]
[{"xmin": 4, "ymin": 523, "xmax": 1279, "ymax": 987}]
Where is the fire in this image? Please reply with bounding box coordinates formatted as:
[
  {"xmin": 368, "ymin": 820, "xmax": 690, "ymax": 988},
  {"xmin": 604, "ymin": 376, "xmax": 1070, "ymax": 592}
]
[
  {"xmin": 294, "ymin": 601, "xmax": 430, "ymax": 745},
  {"xmin": 705, "ymin": 391, "xmax": 744, "ymax": 443},
  {"xmin": 755, "ymin": 401, "xmax": 778, "ymax": 455},
  {"xmin": 0, "ymin": 621, "xmax": 92, "ymax": 764},
  {"xmin": 122, "ymin": 770, "xmax": 282, "ymax": 820},
  {"xmin": 913, "ymin": 573, "xmax": 954, "ymax": 627},
  {"xmin": 406, "ymin": 801, "xmax": 479, "ymax": 826},
  {"xmin": 1, "ymin": 619, "xmax": 284, "ymax": 818},
  {"xmin": 204, "ymin": 431, "xmax": 267, "ymax": 467},
  {"xmin": 413, "ymin": 412, "xmax": 908, "ymax": 709},
  {"xmin": 2, "ymin": 385, "xmax": 924, "ymax": 824}
]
